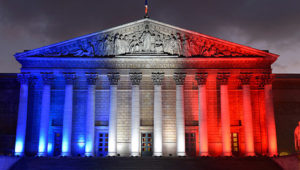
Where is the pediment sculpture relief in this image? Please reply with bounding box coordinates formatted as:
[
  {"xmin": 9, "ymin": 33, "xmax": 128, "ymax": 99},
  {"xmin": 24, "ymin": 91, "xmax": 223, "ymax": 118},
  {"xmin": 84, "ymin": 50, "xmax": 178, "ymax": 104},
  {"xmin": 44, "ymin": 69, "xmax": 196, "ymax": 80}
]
[{"xmin": 30, "ymin": 22, "xmax": 258, "ymax": 57}]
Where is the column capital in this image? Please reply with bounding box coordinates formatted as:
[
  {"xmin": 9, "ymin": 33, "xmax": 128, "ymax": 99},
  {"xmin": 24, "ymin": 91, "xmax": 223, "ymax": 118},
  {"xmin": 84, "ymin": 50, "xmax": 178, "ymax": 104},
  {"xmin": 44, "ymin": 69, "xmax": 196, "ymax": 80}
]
[
  {"xmin": 41, "ymin": 72, "xmax": 54, "ymax": 85},
  {"xmin": 238, "ymin": 72, "xmax": 253, "ymax": 85},
  {"xmin": 152, "ymin": 72, "xmax": 164, "ymax": 85},
  {"xmin": 217, "ymin": 73, "xmax": 230, "ymax": 85},
  {"xmin": 195, "ymin": 73, "xmax": 208, "ymax": 85},
  {"xmin": 256, "ymin": 73, "xmax": 274, "ymax": 88},
  {"xmin": 129, "ymin": 72, "xmax": 142, "ymax": 85},
  {"xmin": 86, "ymin": 73, "xmax": 98, "ymax": 85},
  {"xmin": 63, "ymin": 72, "xmax": 76, "ymax": 85},
  {"xmin": 107, "ymin": 73, "xmax": 120, "ymax": 85},
  {"xmin": 173, "ymin": 73, "xmax": 186, "ymax": 85},
  {"xmin": 17, "ymin": 73, "xmax": 31, "ymax": 84}
]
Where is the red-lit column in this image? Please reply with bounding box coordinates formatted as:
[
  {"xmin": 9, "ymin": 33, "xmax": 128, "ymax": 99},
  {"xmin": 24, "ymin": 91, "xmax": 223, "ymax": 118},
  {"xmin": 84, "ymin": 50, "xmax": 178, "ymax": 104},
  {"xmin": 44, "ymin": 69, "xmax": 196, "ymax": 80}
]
[
  {"xmin": 217, "ymin": 73, "xmax": 232, "ymax": 156},
  {"xmin": 173, "ymin": 73, "xmax": 186, "ymax": 156},
  {"xmin": 239, "ymin": 73, "xmax": 255, "ymax": 156},
  {"xmin": 259, "ymin": 74, "xmax": 278, "ymax": 156},
  {"xmin": 195, "ymin": 73, "xmax": 208, "ymax": 156}
]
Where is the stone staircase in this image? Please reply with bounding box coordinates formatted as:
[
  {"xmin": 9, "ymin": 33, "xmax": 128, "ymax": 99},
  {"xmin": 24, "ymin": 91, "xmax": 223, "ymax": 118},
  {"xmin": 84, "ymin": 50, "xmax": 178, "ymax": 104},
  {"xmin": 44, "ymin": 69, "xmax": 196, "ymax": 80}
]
[{"xmin": 9, "ymin": 156, "xmax": 283, "ymax": 170}]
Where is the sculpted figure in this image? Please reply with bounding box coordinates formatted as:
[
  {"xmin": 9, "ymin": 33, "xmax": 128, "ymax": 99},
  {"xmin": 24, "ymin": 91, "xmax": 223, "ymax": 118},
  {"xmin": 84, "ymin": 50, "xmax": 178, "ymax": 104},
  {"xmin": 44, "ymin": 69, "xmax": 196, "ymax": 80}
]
[
  {"xmin": 123, "ymin": 35, "xmax": 130, "ymax": 53},
  {"xmin": 295, "ymin": 121, "xmax": 300, "ymax": 152},
  {"xmin": 71, "ymin": 41, "xmax": 94, "ymax": 56},
  {"xmin": 189, "ymin": 37, "xmax": 199, "ymax": 56},
  {"xmin": 174, "ymin": 33, "xmax": 182, "ymax": 55},
  {"xmin": 164, "ymin": 35, "xmax": 173, "ymax": 54},
  {"xmin": 182, "ymin": 35, "xmax": 191, "ymax": 57},
  {"xmin": 142, "ymin": 26, "xmax": 155, "ymax": 52},
  {"xmin": 130, "ymin": 35, "xmax": 141, "ymax": 53},
  {"xmin": 105, "ymin": 35, "xmax": 114, "ymax": 55},
  {"xmin": 115, "ymin": 34, "xmax": 128, "ymax": 55},
  {"xmin": 155, "ymin": 34, "xmax": 164, "ymax": 53}
]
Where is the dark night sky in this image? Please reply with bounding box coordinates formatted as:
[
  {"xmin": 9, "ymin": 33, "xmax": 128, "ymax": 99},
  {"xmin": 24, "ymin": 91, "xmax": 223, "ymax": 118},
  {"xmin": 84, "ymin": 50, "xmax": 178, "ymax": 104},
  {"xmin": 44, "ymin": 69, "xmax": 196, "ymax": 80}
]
[{"xmin": 0, "ymin": 0, "xmax": 299, "ymax": 73}]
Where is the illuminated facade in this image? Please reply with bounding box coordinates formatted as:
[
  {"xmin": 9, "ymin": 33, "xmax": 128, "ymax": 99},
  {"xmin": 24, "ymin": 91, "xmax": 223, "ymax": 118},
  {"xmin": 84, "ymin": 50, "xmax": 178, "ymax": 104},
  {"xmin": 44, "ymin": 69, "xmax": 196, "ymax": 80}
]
[{"xmin": 14, "ymin": 18, "xmax": 279, "ymax": 157}]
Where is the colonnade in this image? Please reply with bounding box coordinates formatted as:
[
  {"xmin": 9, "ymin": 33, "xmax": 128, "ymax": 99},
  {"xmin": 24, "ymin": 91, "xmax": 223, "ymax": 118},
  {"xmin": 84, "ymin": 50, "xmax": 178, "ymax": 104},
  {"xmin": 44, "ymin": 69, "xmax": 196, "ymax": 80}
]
[{"xmin": 14, "ymin": 72, "xmax": 278, "ymax": 157}]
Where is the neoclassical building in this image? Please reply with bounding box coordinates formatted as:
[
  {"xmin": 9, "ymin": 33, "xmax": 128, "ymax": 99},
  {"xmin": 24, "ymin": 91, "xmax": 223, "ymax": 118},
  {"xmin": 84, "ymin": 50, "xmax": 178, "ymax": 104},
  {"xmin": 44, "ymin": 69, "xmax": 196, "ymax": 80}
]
[{"xmin": 14, "ymin": 18, "xmax": 279, "ymax": 157}]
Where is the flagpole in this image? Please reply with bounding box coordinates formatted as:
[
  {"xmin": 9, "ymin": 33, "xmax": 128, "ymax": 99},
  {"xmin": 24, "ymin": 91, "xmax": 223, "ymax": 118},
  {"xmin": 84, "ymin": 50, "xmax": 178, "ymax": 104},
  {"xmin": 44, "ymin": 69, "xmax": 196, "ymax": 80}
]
[{"xmin": 144, "ymin": 0, "xmax": 149, "ymax": 18}]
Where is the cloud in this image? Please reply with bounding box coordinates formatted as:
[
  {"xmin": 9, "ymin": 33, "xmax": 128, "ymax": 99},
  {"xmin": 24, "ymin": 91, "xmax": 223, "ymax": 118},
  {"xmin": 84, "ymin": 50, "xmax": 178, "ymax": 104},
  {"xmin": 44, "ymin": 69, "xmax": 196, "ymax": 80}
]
[{"xmin": 0, "ymin": 0, "xmax": 299, "ymax": 73}]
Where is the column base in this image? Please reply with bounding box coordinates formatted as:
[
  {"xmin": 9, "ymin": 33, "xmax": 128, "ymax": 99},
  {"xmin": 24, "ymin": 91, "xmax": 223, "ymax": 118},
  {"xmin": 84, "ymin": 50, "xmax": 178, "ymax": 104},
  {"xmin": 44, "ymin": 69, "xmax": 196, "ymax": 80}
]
[
  {"xmin": 84, "ymin": 152, "xmax": 94, "ymax": 157},
  {"xmin": 245, "ymin": 152, "xmax": 255, "ymax": 156},
  {"xmin": 153, "ymin": 152, "xmax": 163, "ymax": 157},
  {"xmin": 222, "ymin": 152, "xmax": 232, "ymax": 156},
  {"xmin": 268, "ymin": 152, "xmax": 278, "ymax": 157},
  {"xmin": 61, "ymin": 152, "xmax": 71, "ymax": 157},
  {"xmin": 37, "ymin": 152, "xmax": 47, "ymax": 157},
  {"xmin": 177, "ymin": 152, "xmax": 186, "ymax": 156},
  {"xmin": 130, "ymin": 152, "xmax": 140, "ymax": 157},
  {"xmin": 199, "ymin": 152, "xmax": 209, "ymax": 156},
  {"xmin": 14, "ymin": 152, "xmax": 24, "ymax": 157},
  {"xmin": 108, "ymin": 152, "xmax": 117, "ymax": 157}
]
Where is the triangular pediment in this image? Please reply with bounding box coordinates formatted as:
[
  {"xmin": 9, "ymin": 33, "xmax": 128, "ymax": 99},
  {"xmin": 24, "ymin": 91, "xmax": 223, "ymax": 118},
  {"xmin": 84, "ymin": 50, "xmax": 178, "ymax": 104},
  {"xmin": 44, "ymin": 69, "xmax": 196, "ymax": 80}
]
[{"xmin": 15, "ymin": 18, "xmax": 278, "ymax": 59}]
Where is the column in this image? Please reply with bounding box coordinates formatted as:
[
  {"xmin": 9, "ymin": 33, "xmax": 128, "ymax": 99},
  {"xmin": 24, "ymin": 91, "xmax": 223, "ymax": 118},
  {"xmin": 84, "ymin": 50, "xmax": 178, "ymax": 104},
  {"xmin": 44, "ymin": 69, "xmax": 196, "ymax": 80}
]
[
  {"xmin": 152, "ymin": 72, "xmax": 164, "ymax": 156},
  {"xmin": 107, "ymin": 73, "xmax": 120, "ymax": 156},
  {"xmin": 38, "ymin": 72, "xmax": 54, "ymax": 156},
  {"xmin": 195, "ymin": 73, "xmax": 208, "ymax": 156},
  {"xmin": 14, "ymin": 73, "xmax": 31, "ymax": 156},
  {"xmin": 217, "ymin": 73, "xmax": 232, "ymax": 156},
  {"xmin": 173, "ymin": 73, "xmax": 186, "ymax": 156},
  {"xmin": 259, "ymin": 74, "xmax": 278, "ymax": 156},
  {"xmin": 239, "ymin": 73, "xmax": 255, "ymax": 156},
  {"xmin": 129, "ymin": 72, "xmax": 142, "ymax": 156},
  {"xmin": 85, "ymin": 73, "xmax": 98, "ymax": 156},
  {"xmin": 61, "ymin": 73, "xmax": 76, "ymax": 156}
]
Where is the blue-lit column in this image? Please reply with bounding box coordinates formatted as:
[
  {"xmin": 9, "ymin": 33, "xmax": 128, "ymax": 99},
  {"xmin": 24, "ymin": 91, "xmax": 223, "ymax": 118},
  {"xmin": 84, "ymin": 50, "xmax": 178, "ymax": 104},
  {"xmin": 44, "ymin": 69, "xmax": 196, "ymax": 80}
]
[
  {"xmin": 152, "ymin": 72, "xmax": 164, "ymax": 156},
  {"xmin": 38, "ymin": 72, "xmax": 54, "ymax": 156},
  {"xmin": 173, "ymin": 73, "xmax": 186, "ymax": 156},
  {"xmin": 107, "ymin": 73, "xmax": 120, "ymax": 156},
  {"xmin": 129, "ymin": 72, "xmax": 142, "ymax": 156},
  {"xmin": 14, "ymin": 73, "xmax": 31, "ymax": 156},
  {"xmin": 61, "ymin": 73, "xmax": 76, "ymax": 156},
  {"xmin": 85, "ymin": 73, "xmax": 98, "ymax": 156}
]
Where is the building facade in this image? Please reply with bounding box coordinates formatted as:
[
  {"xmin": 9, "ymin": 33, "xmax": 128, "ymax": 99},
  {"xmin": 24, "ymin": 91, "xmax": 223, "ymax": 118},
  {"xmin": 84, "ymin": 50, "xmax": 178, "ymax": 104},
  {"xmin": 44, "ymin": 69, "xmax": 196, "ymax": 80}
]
[{"xmin": 13, "ymin": 18, "xmax": 279, "ymax": 157}]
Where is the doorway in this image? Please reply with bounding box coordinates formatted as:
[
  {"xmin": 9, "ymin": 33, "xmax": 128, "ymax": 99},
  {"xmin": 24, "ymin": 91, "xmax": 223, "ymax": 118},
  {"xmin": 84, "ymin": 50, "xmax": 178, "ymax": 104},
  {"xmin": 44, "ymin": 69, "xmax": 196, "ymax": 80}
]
[{"xmin": 141, "ymin": 132, "xmax": 153, "ymax": 156}]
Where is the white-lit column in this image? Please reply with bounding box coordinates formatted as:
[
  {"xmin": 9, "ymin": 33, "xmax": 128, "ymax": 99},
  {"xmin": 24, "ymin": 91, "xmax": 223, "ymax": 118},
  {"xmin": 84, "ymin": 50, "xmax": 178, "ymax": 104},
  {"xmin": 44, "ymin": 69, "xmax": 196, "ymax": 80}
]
[
  {"xmin": 38, "ymin": 72, "xmax": 54, "ymax": 156},
  {"xmin": 61, "ymin": 73, "xmax": 76, "ymax": 156},
  {"xmin": 130, "ymin": 72, "xmax": 142, "ymax": 156},
  {"xmin": 239, "ymin": 73, "xmax": 255, "ymax": 156},
  {"xmin": 85, "ymin": 73, "xmax": 98, "ymax": 156},
  {"xmin": 173, "ymin": 73, "xmax": 186, "ymax": 156},
  {"xmin": 107, "ymin": 73, "xmax": 120, "ymax": 156},
  {"xmin": 217, "ymin": 73, "xmax": 232, "ymax": 156},
  {"xmin": 14, "ymin": 73, "xmax": 31, "ymax": 156},
  {"xmin": 152, "ymin": 72, "xmax": 164, "ymax": 156},
  {"xmin": 260, "ymin": 74, "xmax": 278, "ymax": 156},
  {"xmin": 195, "ymin": 73, "xmax": 208, "ymax": 156}
]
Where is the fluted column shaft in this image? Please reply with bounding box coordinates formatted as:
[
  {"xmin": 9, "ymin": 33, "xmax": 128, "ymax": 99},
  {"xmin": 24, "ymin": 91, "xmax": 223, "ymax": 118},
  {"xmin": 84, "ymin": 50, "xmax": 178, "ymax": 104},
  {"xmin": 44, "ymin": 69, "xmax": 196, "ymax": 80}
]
[
  {"xmin": 239, "ymin": 73, "xmax": 255, "ymax": 156},
  {"xmin": 217, "ymin": 73, "xmax": 232, "ymax": 156},
  {"xmin": 14, "ymin": 73, "xmax": 30, "ymax": 156},
  {"xmin": 61, "ymin": 73, "xmax": 76, "ymax": 156},
  {"xmin": 259, "ymin": 74, "xmax": 278, "ymax": 156},
  {"xmin": 107, "ymin": 73, "xmax": 120, "ymax": 156},
  {"xmin": 174, "ymin": 73, "xmax": 186, "ymax": 156},
  {"xmin": 196, "ymin": 73, "xmax": 208, "ymax": 156},
  {"xmin": 152, "ymin": 72, "xmax": 164, "ymax": 156},
  {"xmin": 130, "ymin": 73, "xmax": 142, "ymax": 156},
  {"xmin": 85, "ymin": 73, "xmax": 98, "ymax": 156},
  {"xmin": 38, "ymin": 73, "xmax": 54, "ymax": 156}
]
